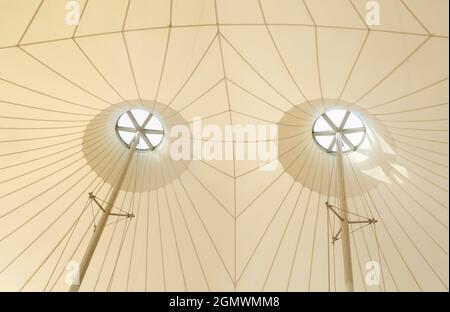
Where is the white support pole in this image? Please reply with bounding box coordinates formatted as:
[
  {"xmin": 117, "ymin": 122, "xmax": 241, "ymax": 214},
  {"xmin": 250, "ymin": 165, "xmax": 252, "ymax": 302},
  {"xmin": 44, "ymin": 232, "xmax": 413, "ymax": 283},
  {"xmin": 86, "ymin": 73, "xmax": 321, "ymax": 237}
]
[
  {"xmin": 336, "ymin": 133, "xmax": 354, "ymax": 292},
  {"xmin": 69, "ymin": 135, "xmax": 139, "ymax": 292}
]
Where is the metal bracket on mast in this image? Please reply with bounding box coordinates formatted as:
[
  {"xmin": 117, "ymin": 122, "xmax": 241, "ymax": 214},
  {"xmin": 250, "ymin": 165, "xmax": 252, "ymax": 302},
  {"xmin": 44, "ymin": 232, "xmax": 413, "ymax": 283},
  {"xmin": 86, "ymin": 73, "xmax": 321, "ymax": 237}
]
[
  {"xmin": 88, "ymin": 192, "xmax": 134, "ymax": 232},
  {"xmin": 89, "ymin": 192, "xmax": 135, "ymax": 218},
  {"xmin": 326, "ymin": 201, "xmax": 377, "ymax": 244}
]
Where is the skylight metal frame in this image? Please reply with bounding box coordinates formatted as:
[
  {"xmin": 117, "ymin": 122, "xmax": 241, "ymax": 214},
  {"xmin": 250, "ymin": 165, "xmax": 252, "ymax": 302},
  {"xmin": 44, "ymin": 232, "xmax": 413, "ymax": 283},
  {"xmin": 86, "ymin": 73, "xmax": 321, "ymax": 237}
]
[
  {"xmin": 115, "ymin": 109, "xmax": 165, "ymax": 152},
  {"xmin": 312, "ymin": 110, "xmax": 366, "ymax": 154}
]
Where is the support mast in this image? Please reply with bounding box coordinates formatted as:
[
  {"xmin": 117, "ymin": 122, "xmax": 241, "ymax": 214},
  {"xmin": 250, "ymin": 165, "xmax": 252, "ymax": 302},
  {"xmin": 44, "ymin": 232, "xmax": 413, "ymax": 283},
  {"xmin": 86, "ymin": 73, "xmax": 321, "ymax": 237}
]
[
  {"xmin": 69, "ymin": 134, "xmax": 139, "ymax": 292},
  {"xmin": 336, "ymin": 133, "xmax": 354, "ymax": 292}
]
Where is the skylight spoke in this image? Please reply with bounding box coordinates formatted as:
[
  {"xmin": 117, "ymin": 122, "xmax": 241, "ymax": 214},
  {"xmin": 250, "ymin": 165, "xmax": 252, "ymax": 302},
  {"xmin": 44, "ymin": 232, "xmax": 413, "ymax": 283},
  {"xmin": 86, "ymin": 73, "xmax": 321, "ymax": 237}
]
[
  {"xmin": 342, "ymin": 127, "xmax": 365, "ymax": 134},
  {"xmin": 116, "ymin": 126, "xmax": 138, "ymax": 133},
  {"xmin": 322, "ymin": 113, "xmax": 339, "ymax": 132},
  {"xmin": 312, "ymin": 130, "xmax": 335, "ymax": 136},
  {"xmin": 143, "ymin": 129, "xmax": 164, "ymax": 135},
  {"xmin": 126, "ymin": 111, "xmax": 141, "ymax": 129},
  {"xmin": 141, "ymin": 113, "xmax": 153, "ymax": 129},
  {"xmin": 342, "ymin": 135, "xmax": 356, "ymax": 151},
  {"xmin": 328, "ymin": 136, "xmax": 337, "ymax": 151},
  {"xmin": 140, "ymin": 133, "xmax": 155, "ymax": 151},
  {"xmin": 118, "ymin": 131, "xmax": 136, "ymax": 145},
  {"xmin": 339, "ymin": 111, "xmax": 351, "ymax": 130}
]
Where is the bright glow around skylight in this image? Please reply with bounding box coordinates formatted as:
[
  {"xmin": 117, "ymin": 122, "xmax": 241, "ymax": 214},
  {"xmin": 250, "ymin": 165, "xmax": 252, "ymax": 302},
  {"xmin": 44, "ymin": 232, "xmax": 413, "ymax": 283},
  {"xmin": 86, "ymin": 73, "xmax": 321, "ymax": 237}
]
[
  {"xmin": 312, "ymin": 109, "xmax": 366, "ymax": 153},
  {"xmin": 116, "ymin": 109, "xmax": 164, "ymax": 151}
]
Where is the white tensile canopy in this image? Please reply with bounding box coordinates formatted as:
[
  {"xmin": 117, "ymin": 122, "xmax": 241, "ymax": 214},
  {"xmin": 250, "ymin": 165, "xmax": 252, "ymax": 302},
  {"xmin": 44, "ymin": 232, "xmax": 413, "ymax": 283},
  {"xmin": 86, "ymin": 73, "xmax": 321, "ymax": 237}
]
[{"xmin": 0, "ymin": 0, "xmax": 448, "ymax": 292}]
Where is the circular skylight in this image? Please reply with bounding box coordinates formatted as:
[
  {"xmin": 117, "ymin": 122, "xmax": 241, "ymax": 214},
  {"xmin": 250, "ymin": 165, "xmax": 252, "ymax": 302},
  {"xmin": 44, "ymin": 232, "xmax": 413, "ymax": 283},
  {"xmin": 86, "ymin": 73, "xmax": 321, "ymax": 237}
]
[
  {"xmin": 312, "ymin": 109, "xmax": 366, "ymax": 153},
  {"xmin": 115, "ymin": 109, "xmax": 164, "ymax": 151}
]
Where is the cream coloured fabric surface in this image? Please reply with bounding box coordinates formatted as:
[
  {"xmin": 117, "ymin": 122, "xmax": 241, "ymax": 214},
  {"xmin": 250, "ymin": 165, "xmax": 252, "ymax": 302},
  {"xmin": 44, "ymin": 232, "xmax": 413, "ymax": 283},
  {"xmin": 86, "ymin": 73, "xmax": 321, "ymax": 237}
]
[{"xmin": 0, "ymin": 0, "xmax": 448, "ymax": 291}]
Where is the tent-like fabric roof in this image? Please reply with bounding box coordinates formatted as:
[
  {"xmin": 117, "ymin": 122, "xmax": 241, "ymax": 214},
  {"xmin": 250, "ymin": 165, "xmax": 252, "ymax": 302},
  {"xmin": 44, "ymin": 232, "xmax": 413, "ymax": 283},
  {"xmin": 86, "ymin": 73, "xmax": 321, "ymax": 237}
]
[{"xmin": 0, "ymin": 0, "xmax": 448, "ymax": 291}]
